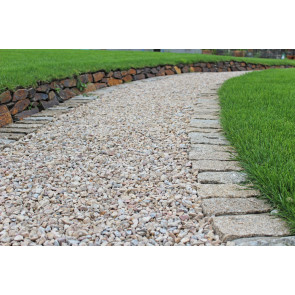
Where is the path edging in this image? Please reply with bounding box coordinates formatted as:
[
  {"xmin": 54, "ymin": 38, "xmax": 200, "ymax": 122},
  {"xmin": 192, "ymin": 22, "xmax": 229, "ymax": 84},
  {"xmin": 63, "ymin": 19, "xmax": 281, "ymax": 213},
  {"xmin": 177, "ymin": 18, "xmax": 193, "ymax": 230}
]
[{"xmin": 188, "ymin": 77, "xmax": 292, "ymax": 245}]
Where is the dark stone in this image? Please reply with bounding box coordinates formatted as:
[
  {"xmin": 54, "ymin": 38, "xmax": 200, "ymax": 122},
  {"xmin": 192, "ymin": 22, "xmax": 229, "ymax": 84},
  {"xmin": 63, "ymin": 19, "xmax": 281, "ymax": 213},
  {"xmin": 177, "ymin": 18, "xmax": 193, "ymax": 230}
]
[
  {"xmin": 0, "ymin": 105, "xmax": 13, "ymax": 127},
  {"xmin": 60, "ymin": 79, "xmax": 77, "ymax": 88},
  {"xmin": 14, "ymin": 108, "xmax": 39, "ymax": 121},
  {"xmin": 146, "ymin": 73, "xmax": 156, "ymax": 78},
  {"xmin": 133, "ymin": 73, "xmax": 145, "ymax": 80},
  {"xmin": 13, "ymin": 89, "xmax": 28, "ymax": 101},
  {"xmin": 40, "ymin": 97, "xmax": 59, "ymax": 110},
  {"xmin": 28, "ymin": 88, "xmax": 36, "ymax": 99},
  {"xmin": 78, "ymin": 74, "xmax": 93, "ymax": 83},
  {"xmin": 36, "ymin": 84, "xmax": 51, "ymax": 93},
  {"xmin": 113, "ymin": 71, "xmax": 122, "ymax": 79},
  {"xmin": 151, "ymin": 68, "xmax": 158, "ymax": 74},
  {"xmin": 10, "ymin": 99, "xmax": 30, "ymax": 115},
  {"xmin": 58, "ymin": 88, "xmax": 76, "ymax": 101},
  {"xmin": 50, "ymin": 81, "xmax": 63, "ymax": 90},
  {"xmin": 33, "ymin": 93, "xmax": 49, "ymax": 101},
  {"xmin": 0, "ymin": 90, "xmax": 12, "ymax": 104},
  {"xmin": 136, "ymin": 69, "xmax": 143, "ymax": 74}
]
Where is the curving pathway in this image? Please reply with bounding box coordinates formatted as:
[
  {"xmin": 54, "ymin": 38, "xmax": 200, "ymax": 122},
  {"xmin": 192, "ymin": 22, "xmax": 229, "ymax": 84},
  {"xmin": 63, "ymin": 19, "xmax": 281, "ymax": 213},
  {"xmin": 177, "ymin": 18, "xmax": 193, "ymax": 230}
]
[{"xmin": 0, "ymin": 72, "xmax": 289, "ymax": 246}]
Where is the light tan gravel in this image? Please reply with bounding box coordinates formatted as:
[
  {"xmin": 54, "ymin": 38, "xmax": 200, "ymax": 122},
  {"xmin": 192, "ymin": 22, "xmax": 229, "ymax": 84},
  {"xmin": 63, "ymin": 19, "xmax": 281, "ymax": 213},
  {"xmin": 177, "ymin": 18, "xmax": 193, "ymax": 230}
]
[{"xmin": 0, "ymin": 72, "xmax": 244, "ymax": 246}]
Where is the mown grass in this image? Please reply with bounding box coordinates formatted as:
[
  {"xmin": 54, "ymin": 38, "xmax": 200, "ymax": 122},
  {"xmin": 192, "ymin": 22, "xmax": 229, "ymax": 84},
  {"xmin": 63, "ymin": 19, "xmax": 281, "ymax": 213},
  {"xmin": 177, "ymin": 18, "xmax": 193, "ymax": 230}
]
[
  {"xmin": 219, "ymin": 68, "xmax": 295, "ymax": 232},
  {"xmin": 1, "ymin": 49, "xmax": 295, "ymax": 92}
]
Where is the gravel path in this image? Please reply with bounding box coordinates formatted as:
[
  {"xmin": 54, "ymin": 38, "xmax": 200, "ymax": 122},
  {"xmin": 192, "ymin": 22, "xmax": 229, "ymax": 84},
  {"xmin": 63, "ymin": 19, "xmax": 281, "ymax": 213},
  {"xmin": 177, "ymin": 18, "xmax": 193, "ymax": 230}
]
[{"xmin": 0, "ymin": 72, "xmax": 243, "ymax": 246}]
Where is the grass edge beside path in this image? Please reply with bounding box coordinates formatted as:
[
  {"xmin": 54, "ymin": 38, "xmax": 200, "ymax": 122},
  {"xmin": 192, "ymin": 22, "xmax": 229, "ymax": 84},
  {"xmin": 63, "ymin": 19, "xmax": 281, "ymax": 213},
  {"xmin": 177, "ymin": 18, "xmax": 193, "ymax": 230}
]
[
  {"xmin": 219, "ymin": 68, "xmax": 295, "ymax": 233},
  {"xmin": 1, "ymin": 49, "xmax": 295, "ymax": 92}
]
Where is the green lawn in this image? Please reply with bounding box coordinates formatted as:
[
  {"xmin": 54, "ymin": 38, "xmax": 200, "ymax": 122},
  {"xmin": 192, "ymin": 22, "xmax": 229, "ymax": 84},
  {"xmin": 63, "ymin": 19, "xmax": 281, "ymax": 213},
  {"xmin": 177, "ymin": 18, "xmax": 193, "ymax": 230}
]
[
  {"xmin": 219, "ymin": 68, "xmax": 295, "ymax": 232},
  {"xmin": 1, "ymin": 49, "xmax": 295, "ymax": 92}
]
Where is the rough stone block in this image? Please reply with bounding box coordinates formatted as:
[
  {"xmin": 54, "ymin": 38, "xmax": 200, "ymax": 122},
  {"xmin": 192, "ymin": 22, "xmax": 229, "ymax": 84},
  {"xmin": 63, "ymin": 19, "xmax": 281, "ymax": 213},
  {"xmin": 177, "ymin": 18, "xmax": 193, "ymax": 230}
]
[
  {"xmin": 40, "ymin": 97, "xmax": 59, "ymax": 110},
  {"xmin": 79, "ymin": 74, "xmax": 93, "ymax": 83},
  {"xmin": 134, "ymin": 74, "xmax": 146, "ymax": 81},
  {"xmin": 174, "ymin": 66, "xmax": 181, "ymax": 74},
  {"xmin": 165, "ymin": 69, "xmax": 174, "ymax": 75},
  {"xmin": 93, "ymin": 72, "xmax": 105, "ymax": 82},
  {"xmin": 60, "ymin": 79, "xmax": 77, "ymax": 88},
  {"xmin": 0, "ymin": 90, "xmax": 12, "ymax": 104},
  {"xmin": 81, "ymin": 83, "xmax": 96, "ymax": 93},
  {"xmin": 213, "ymin": 214, "xmax": 290, "ymax": 242},
  {"xmin": 10, "ymin": 99, "xmax": 30, "ymax": 115},
  {"xmin": 58, "ymin": 88, "xmax": 76, "ymax": 101},
  {"xmin": 0, "ymin": 105, "xmax": 13, "ymax": 127},
  {"xmin": 13, "ymin": 89, "xmax": 28, "ymax": 101},
  {"xmin": 202, "ymin": 197, "xmax": 271, "ymax": 216},
  {"xmin": 123, "ymin": 75, "xmax": 133, "ymax": 82},
  {"xmin": 107, "ymin": 78, "xmax": 123, "ymax": 86},
  {"xmin": 36, "ymin": 84, "xmax": 51, "ymax": 93},
  {"xmin": 128, "ymin": 69, "xmax": 136, "ymax": 75},
  {"xmin": 34, "ymin": 93, "xmax": 49, "ymax": 101},
  {"xmin": 113, "ymin": 71, "xmax": 122, "ymax": 79},
  {"xmin": 198, "ymin": 171, "xmax": 247, "ymax": 184},
  {"xmin": 197, "ymin": 184, "xmax": 260, "ymax": 199}
]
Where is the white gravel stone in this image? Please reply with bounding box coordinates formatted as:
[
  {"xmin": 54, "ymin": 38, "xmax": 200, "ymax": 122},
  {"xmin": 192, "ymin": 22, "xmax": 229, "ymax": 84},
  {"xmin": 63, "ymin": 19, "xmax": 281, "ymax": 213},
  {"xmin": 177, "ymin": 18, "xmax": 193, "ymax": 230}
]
[{"xmin": 0, "ymin": 72, "xmax": 244, "ymax": 246}]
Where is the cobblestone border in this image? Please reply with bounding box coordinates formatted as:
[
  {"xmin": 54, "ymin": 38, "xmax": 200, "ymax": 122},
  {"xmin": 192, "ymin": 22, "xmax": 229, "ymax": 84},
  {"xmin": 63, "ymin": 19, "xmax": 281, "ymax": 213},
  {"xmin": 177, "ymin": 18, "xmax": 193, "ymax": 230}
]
[{"xmin": 188, "ymin": 79, "xmax": 293, "ymax": 245}]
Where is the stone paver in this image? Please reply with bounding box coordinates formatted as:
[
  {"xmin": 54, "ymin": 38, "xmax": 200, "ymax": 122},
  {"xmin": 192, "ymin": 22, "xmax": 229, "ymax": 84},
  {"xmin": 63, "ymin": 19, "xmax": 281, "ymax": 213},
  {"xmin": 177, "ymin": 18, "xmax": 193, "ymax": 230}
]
[
  {"xmin": 192, "ymin": 160, "xmax": 242, "ymax": 172},
  {"xmin": 213, "ymin": 214, "xmax": 290, "ymax": 242},
  {"xmin": 189, "ymin": 132, "xmax": 229, "ymax": 145},
  {"xmin": 232, "ymin": 236, "xmax": 295, "ymax": 246},
  {"xmin": 190, "ymin": 119, "xmax": 221, "ymax": 129},
  {"xmin": 197, "ymin": 184, "xmax": 260, "ymax": 199},
  {"xmin": 198, "ymin": 171, "xmax": 247, "ymax": 184},
  {"xmin": 202, "ymin": 197, "xmax": 271, "ymax": 216}
]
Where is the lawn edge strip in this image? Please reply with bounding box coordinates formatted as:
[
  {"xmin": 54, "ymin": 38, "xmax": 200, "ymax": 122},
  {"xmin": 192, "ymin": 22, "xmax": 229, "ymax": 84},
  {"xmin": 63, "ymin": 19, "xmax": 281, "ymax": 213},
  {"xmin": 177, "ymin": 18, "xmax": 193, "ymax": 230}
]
[{"xmin": 188, "ymin": 75, "xmax": 292, "ymax": 245}]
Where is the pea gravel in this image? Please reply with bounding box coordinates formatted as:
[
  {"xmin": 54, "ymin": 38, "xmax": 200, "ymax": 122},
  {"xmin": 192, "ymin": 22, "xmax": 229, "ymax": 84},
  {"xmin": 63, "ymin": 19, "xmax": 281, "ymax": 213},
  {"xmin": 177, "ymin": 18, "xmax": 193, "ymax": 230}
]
[{"xmin": 0, "ymin": 72, "xmax": 244, "ymax": 246}]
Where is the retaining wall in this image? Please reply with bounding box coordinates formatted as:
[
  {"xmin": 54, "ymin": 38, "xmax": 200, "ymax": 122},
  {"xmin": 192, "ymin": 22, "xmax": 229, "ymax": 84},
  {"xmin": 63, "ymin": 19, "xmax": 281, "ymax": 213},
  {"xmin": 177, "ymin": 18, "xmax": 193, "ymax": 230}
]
[{"xmin": 0, "ymin": 61, "xmax": 293, "ymax": 127}]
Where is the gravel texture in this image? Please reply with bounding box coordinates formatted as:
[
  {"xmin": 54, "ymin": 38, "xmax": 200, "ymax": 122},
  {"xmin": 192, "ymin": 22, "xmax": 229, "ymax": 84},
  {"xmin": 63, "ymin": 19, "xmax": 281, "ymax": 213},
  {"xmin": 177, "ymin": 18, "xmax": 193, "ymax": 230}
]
[{"xmin": 0, "ymin": 72, "xmax": 243, "ymax": 246}]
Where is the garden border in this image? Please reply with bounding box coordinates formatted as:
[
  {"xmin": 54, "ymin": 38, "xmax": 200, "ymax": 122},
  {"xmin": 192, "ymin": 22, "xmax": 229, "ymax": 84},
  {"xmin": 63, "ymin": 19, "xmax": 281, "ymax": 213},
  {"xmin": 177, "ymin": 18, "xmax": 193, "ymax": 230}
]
[{"xmin": 0, "ymin": 61, "xmax": 293, "ymax": 128}]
